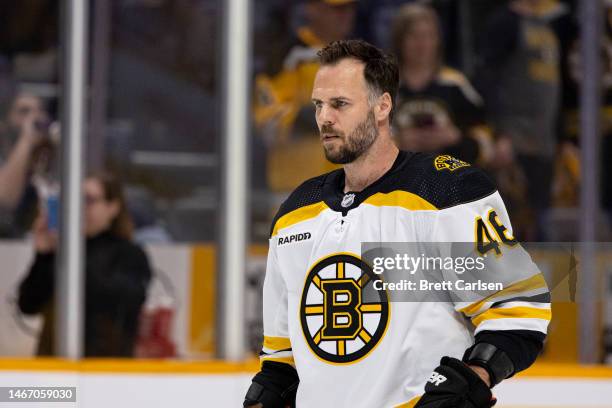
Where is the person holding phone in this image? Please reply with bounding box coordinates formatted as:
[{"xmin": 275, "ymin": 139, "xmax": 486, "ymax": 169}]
[
  {"xmin": 391, "ymin": 3, "xmax": 493, "ymax": 165},
  {"xmin": 0, "ymin": 90, "xmax": 50, "ymax": 237},
  {"xmin": 17, "ymin": 172, "xmax": 152, "ymax": 357}
]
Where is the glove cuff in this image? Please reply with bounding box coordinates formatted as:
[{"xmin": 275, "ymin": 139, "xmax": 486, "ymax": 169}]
[
  {"xmin": 463, "ymin": 343, "xmax": 515, "ymax": 387},
  {"xmin": 244, "ymin": 381, "xmax": 281, "ymax": 407}
]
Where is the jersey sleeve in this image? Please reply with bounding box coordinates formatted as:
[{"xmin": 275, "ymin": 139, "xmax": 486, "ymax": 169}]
[
  {"xmin": 259, "ymin": 237, "xmax": 295, "ymax": 368},
  {"xmin": 431, "ymin": 184, "xmax": 551, "ymax": 370}
]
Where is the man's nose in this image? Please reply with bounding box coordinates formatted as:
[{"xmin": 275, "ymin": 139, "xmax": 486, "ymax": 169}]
[{"xmin": 318, "ymin": 105, "xmax": 335, "ymax": 126}]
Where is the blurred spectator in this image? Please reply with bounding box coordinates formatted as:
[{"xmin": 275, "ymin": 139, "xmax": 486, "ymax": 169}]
[
  {"xmin": 602, "ymin": 3, "xmax": 612, "ymax": 218},
  {"xmin": 543, "ymin": 1, "xmax": 579, "ymax": 210},
  {"xmin": 18, "ymin": 172, "xmax": 152, "ymax": 357},
  {"xmin": 113, "ymin": 0, "xmax": 218, "ymax": 93},
  {"xmin": 479, "ymin": 0, "xmax": 561, "ymax": 240},
  {"xmin": 254, "ymin": 0, "xmax": 357, "ymax": 192},
  {"xmin": 555, "ymin": 0, "xmax": 612, "ymax": 236},
  {"xmin": 0, "ymin": 90, "xmax": 51, "ymax": 238},
  {"xmin": 354, "ymin": 0, "xmax": 460, "ymax": 66},
  {"xmin": 125, "ymin": 186, "xmax": 173, "ymax": 244},
  {"xmin": 391, "ymin": 3, "xmax": 492, "ymax": 165},
  {"xmin": 0, "ymin": 0, "xmax": 59, "ymax": 83}
]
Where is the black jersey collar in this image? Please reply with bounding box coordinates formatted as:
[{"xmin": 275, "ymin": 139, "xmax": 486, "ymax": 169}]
[{"xmin": 321, "ymin": 150, "xmax": 411, "ymax": 214}]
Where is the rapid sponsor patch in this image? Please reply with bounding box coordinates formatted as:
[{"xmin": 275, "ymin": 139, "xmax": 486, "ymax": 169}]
[{"xmin": 278, "ymin": 232, "xmax": 312, "ymax": 246}]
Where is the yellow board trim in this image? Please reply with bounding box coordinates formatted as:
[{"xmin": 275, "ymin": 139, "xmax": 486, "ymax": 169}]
[
  {"xmin": 459, "ymin": 274, "xmax": 548, "ymax": 316},
  {"xmin": 263, "ymin": 336, "xmax": 291, "ymax": 351},
  {"xmin": 2, "ymin": 359, "xmax": 612, "ymax": 379},
  {"xmin": 0, "ymin": 358, "xmax": 259, "ymax": 374},
  {"xmin": 472, "ymin": 306, "xmax": 552, "ymax": 326},
  {"xmin": 519, "ymin": 362, "xmax": 612, "ymax": 378},
  {"xmin": 190, "ymin": 245, "xmax": 217, "ymax": 356},
  {"xmin": 363, "ymin": 191, "xmax": 438, "ymax": 211},
  {"xmin": 271, "ymin": 201, "xmax": 329, "ymax": 237}
]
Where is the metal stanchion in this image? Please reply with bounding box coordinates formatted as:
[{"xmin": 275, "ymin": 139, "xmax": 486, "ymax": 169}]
[{"xmin": 56, "ymin": 0, "xmax": 89, "ymax": 359}]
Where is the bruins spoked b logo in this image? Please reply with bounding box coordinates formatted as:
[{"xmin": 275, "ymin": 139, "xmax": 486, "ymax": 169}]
[{"xmin": 300, "ymin": 253, "xmax": 389, "ymax": 364}]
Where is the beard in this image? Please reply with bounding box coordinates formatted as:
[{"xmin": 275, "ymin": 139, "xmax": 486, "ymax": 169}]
[{"xmin": 321, "ymin": 109, "xmax": 379, "ymax": 164}]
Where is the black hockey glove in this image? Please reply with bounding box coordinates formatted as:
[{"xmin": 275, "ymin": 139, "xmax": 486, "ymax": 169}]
[
  {"xmin": 243, "ymin": 361, "xmax": 299, "ymax": 408},
  {"xmin": 414, "ymin": 357, "xmax": 496, "ymax": 408}
]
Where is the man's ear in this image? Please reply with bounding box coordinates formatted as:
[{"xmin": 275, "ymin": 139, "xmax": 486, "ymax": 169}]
[{"xmin": 375, "ymin": 92, "xmax": 392, "ymax": 122}]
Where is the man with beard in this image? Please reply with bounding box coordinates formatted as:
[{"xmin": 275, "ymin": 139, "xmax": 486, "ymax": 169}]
[{"xmin": 244, "ymin": 40, "xmax": 550, "ymax": 408}]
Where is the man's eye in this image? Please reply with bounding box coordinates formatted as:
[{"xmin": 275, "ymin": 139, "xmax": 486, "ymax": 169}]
[{"xmin": 333, "ymin": 101, "xmax": 347, "ymax": 108}]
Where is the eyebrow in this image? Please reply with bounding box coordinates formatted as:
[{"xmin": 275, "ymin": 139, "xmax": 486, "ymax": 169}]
[{"xmin": 311, "ymin": 97, "xmax": 352, "ymax": 104}]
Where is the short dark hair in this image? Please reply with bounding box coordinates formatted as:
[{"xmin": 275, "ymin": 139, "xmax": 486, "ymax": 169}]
[{"xmin": 317, "ymin": 39, "xmax": 399, "ymax": 123}]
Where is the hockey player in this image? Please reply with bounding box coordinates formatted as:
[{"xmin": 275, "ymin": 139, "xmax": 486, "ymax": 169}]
[{"xmin": 244, "ymin": 39, "xmax": 551, "ymax": 408}]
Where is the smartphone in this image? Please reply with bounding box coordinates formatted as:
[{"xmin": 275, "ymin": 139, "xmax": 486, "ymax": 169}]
[
  {"xmin": 34, "ymin": 119, "xmax": 51, "ymax": 134},
  {"xmin": 47, "ymin": 195, "xmax": 59, "ymax": 231},
  {"xmin": 412, "ymin": 112, "xmax": 436, "ymax": 128}
]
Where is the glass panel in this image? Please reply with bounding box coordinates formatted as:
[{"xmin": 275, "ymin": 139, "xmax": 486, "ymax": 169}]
[
  {"xmin": 0, "ymin": 0, "xmax": 61, "ymax": 357},
  {"xmin": 92, "ymin": 0, "xmax": 223, "ymax": 359},
  {"xmin": 0, "ymin": 0, "xmax": 607, "ymax": 381}
]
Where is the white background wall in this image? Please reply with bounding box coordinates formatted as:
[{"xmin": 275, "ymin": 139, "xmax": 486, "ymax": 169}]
[
  {"xmin": 0, "ymin": 242, "xmax": 192, "ymax": 357},
  {"xmin": 0, "ymin": 242, "xmax": 40, "ymax": 356}
]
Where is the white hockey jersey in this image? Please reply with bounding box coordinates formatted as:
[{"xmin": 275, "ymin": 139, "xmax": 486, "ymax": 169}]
[{"xmin": 259, "ymin": 151, "xmax": 551, "ymax": 408}]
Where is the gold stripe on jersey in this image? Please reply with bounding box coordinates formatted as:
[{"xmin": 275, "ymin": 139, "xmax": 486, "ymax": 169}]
[
  {"xmin": 263, "ymin": 336, "xmax": 292, "ymax": 351},
  {"xmin": 459, "ymin": 273, "xmax": 548, "ymax": 317},
  {"xmin": 471, "ymin": 306, "xmax": 552, "ymax": 327},
  {"xmin": 272, "ymin": 201, "xmax": 329, "ymax": 237},
  {"xmin": 394, "ymin": 395, "xmax": 421, "ymax": 408},
  {"xmin": 363, "ymin": 191, "xmax": 438, "ymax": 211}
]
